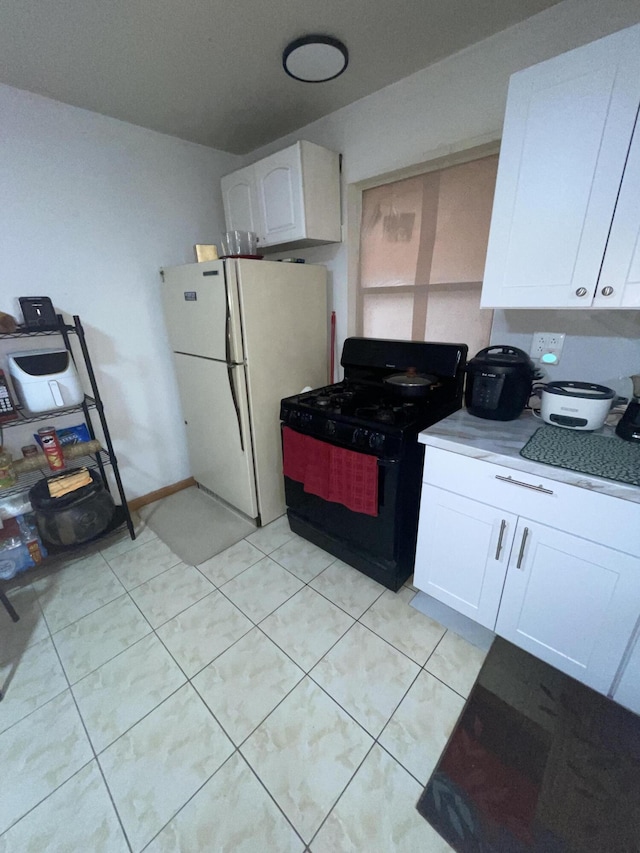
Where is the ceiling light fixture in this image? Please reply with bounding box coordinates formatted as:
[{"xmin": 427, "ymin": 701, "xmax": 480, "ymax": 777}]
[{"xmin": 282, "ymin": 35, "xmax": 349, "ymax": 83}]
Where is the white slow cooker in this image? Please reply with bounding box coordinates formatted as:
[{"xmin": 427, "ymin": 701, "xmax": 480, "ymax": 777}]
[{"xmin": 540, "ymin": 381, "xmax": 616, "ymax": 430}]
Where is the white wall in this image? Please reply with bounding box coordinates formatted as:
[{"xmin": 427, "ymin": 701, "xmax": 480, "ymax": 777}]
[
  {"xmin": 244, "ymin": 0, "xmax": 640, "ymax": 386},
  {"xmin": 490, "ymin": 310, "xmax": 640, "ymax": 399},
  {"xmin": 0, "ymin": 84, "xmax": 240, "ymax": 498}
]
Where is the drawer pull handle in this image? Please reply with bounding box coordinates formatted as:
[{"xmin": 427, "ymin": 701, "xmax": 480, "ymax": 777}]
[
  {"xmin": 516, "ymin": 527, "xmax": 529, "ymax": 570},
  {"xmin": 495, "ymin": 519, "xmax": 507, "ymax": 561},
  {"xmin": 495, "ymin": 474, "xmax": 553, "ymax": 495}
]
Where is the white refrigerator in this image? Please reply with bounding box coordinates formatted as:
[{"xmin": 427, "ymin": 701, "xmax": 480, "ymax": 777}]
[{"xmin": 161, "ymin": 258, "xmax": 327, "ymax": 525}]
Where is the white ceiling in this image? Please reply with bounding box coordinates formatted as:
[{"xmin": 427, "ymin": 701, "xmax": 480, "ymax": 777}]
[{"xmin": 0, "ymin": 0, "xmax": 562, "ymax": 154}]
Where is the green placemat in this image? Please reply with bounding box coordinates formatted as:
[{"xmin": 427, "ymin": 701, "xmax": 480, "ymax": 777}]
[{"xmin": 520, "ymin": 425, "xmax": 640, "ymax": 486}]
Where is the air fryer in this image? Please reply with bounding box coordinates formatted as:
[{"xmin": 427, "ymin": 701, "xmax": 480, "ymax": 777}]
[
  {"xmin": 465, "ymin": 346, "xmax": 535, "ymax": 421},
  {"xmin": 7, "ymin": 348, "xmax": 84, "ymax": 413}
]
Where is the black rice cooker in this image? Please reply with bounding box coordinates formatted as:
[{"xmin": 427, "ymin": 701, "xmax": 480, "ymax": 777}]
[{"xmin": 465, "ymin": 346, "xmax": 535, "ymax": 421}]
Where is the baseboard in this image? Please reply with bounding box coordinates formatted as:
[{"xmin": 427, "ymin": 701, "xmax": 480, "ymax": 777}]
[
  {"xmin": 410, "ymin": 591, "xmax": 495, "ymax": 652},
  {"xmin": 128, "ymin": 477, "xmax": 196, "ymax": 512}
]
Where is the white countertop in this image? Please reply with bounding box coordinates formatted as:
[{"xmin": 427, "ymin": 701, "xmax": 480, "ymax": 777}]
[{"xmin": 419, "ymin": 409, "xmax": 640, "ymax": 505}]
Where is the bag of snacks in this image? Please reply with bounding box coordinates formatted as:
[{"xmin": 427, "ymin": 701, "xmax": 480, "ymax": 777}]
[{"xmin": 0, "ymin": 513, "xmax": 48, "ymax": 580}]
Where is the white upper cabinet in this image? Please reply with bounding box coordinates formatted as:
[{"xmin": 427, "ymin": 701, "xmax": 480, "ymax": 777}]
[
  {"xmin": 221, "ymin": 141, "xmax": 341, "ymax": 251},
  {"xmin": 221, "ymin": 164, "xmax": 261, "ymax": 237},
  {"xmin": 481, "ymin": 23, "xmax": 640, "ymax": 309},
  {"xmin": 254, "ymin": 146, "xmax": 306, "ymax": 246},
  {"xmin": 596, "ymin": 120, "xmax": 640, "ymax": 307}
]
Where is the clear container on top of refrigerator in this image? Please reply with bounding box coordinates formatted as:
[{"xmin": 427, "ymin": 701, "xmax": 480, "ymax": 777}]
[
  {"xmin": 7, "ymin": 349, "xmax": 84, "ymax": 413},
  {"xmin": 220, "ymin": 230, "xmax": 258, "ymax": 257}
]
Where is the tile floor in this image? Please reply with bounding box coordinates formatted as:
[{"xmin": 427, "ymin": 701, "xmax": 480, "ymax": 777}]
[{"xmin": 0, "ymin": 508, "xmax": 488, "ymax": 852}]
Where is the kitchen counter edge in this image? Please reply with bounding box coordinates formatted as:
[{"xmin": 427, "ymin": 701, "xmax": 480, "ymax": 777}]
[{"xmin": 419, "ymin": 409, "xmax": 640, "ymax": 505}]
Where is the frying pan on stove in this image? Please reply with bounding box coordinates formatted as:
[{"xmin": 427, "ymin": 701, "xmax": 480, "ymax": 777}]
[{"xmin": 383, "ymin": 367, "xmax": 439, "ymax": 398}]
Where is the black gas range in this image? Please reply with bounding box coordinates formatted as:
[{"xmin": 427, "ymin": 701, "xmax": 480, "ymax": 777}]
[{"xmin": 280, "ymin": 337, "xmax": 467, "ymax": 591}]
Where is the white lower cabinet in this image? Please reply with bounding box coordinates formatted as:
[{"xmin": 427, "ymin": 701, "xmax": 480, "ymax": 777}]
[
  {"xmin": 415, "ymin": 445, "xmax": 640, "ymax": 700},
  {"xmin": 495, "ymin": 519, "xmax": 640, "ymax": 694},
  {"xmin": 414, "ymin": 486, "xmax": 515, "ymax": 630},
  {"xmin": 613, "ymin": 632, "xmax": 640, "ymax": 715}
]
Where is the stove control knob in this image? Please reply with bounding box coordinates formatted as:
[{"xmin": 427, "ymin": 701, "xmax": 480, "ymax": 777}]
[
  {"xmin": 352, "ymin": 428, "xmax": 366, "ymax": 446},
  {"xmin": 325, "ymin": 419, "xmax": 337, "ymax": 436},
  {"xmin": 369, "ymin": 432, "xmax": 385, "ymax": 450}
]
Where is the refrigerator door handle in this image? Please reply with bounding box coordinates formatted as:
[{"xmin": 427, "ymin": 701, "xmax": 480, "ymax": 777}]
[
  {"xmin": 227, "ymin": 364, "xmax": 245, "ymax": 452},
  {"xmin": 224, "ymin": 278, "xmax": 233, "ymax": 366}
]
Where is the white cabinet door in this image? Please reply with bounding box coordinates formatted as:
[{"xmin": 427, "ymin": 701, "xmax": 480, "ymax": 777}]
[
  {"xmin": 254, "ymin": 146, "xmax": 305, "ymax": 247},
  {"xmin": 221, "ymin": 164, "xmax": 262, "ymax": 242},
  {"xmin": 594, "ymin": 114, "xmax": 640, "ymax": 308},
  {"xmin": 496, "ymin": 519, "xmax": 640, "ymax": 694},
  {"xmin": 613, "ymin": 629, "xmax": 640, "ymax": 715},
  {"xmin": 414, "ymin": 485, "xmax": 516, "ymax": 629},
  {"xmin": 481, "ymin": 23, "xmax": 640, "ymax": 309}
]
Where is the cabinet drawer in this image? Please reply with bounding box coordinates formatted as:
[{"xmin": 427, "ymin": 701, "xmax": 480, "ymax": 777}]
[{"xmin": 422, "ymin": 446, "xmax": 638, "ymax": 555}]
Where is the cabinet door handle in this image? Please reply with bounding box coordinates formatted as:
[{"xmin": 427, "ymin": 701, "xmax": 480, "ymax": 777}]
[
  {"xmin": 495, "ymin": 475, "xmax": 553, "ymax": 495},
  {"xmin": 495, "ymin": 519, "xmax": 507, "ymax": 561},
  {"xmin": 516, "ymin": 527, "xmax": 529, "ymax": 570}
]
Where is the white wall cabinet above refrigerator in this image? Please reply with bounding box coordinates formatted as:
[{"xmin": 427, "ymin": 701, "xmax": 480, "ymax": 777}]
[
  {"xmin": 221, "ymin": 141, "xmax": 341, "ymax": 252},
  {"xmin": 481, "ymin": 22, "xmax": 640, "ymax": 310}
]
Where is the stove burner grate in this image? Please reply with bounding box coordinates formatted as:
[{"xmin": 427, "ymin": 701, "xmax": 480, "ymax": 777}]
[
  {"xmin": 354, "ymin": 402, "xmax": 419, "ymax": 425},
  {"xmin": 296, "ymin": 382, "xmax": 441, "ymax": 429}
]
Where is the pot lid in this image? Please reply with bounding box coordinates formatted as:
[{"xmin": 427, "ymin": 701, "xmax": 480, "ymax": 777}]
[
  {"xmin": 384, "ymin": 367, "xmax": 437, "ymax": 387},
  {"xmin": 544, "ymin": 381, "xmax": 615, "ymax": 400}
]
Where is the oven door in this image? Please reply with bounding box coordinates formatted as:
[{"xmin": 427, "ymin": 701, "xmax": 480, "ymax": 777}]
[{"xmin": 282, "ymin": 427, "xmax": 404, "ymax": 572}]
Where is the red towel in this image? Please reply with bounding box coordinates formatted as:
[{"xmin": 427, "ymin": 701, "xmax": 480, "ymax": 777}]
[
  {"xmin": 282, "ymin": 427, "xmax": 379, "ymax": 517},
  {"xmin": 326, "ymin": 443, "xmax": 379, "ymax": 516},
  {"xmin": 281, "ymin": 426, "xmax": 312, "ymax": 483}
]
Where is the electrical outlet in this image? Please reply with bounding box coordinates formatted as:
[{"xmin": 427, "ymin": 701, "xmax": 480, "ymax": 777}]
[{"xmin": 530, "ymin": 331, "xmax": 565, "ymax": 365}]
